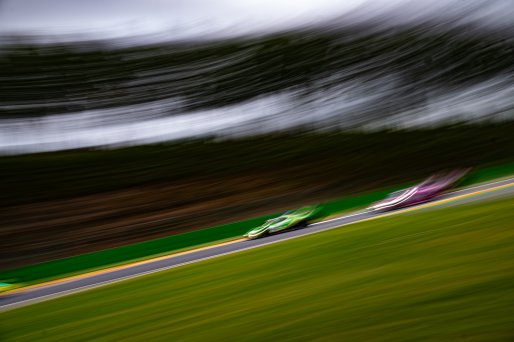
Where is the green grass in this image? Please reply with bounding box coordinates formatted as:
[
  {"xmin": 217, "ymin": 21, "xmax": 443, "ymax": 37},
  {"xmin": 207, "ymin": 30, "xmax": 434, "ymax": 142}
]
[
  {"xmin": 2, "ymin": 196, "xmax": 514, "ymax": 341},
  {"xmin": 0, "ymin": 214, "xmax": 277, "ymax": 286},
  {"xmin": 0, "ymin": 189, "xmax": 388, "ymax": 287},
  {"xmin": 2, "ymin": 163, "xmax": 513, "ymax": 288},
  {"xmin": 3, "ymin": 125, "xmax": 514, "ymax": 272}
]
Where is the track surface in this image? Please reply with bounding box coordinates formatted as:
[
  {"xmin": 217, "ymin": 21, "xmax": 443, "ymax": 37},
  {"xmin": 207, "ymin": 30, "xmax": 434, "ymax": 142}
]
[{"xmin": 1, "ymin": 178, "xmax": 513, "ymax": 311}]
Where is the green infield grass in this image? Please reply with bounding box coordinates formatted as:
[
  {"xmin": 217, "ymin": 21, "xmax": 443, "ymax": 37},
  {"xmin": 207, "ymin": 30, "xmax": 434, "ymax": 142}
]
[
  {"xmin": 2, "ymin": 196, "xmax": 514, "ymax": 341},
  {"xmin": 2, "ymin": 163, "xmax": 512, "ymax": 288}
]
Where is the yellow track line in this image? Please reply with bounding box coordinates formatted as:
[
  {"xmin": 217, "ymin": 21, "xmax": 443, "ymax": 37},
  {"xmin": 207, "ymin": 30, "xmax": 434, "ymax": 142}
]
[
  {"xmin": 3, "ymin": 238, "xmax": 245, "ymax": 295},
  {"xmin": 320, "ymin": 181, "xmax": 514, "ymax": 234},
  {"xmin": 368, "ymin": 181, "xmax": 514, "ymax": 219},
  {"xmin": 3, "ymin": 180, "xmax": 513, "ymax": 296}
]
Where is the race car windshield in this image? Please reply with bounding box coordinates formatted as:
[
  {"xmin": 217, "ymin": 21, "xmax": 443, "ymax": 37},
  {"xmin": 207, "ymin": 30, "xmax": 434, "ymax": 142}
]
[
  {"xmin": 387, "ymin": 189, "xmax": 408, "ymax": 198},
  {"xmin": 421, "ymin": 178, "xmax": 439, "ymax": 186},
  {"xmin": 273, "ymin": 217, "xmax": 288, "ymax": 224}
]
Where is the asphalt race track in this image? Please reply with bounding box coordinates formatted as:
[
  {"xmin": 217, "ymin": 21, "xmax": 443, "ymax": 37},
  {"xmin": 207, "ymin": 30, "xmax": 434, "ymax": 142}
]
[{"xmin": 1, "ymin": 177, "xmax": 513, "ymax": 311}]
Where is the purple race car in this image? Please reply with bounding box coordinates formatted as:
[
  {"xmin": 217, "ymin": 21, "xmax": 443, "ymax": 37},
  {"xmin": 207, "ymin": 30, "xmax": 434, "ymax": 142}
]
[{"xmin": 368, "ymin": 169, "xmax": 469, "ymax": 212}]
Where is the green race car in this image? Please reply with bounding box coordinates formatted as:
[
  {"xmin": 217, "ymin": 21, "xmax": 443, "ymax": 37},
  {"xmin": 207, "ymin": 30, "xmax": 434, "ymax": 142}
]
[{"xmin": 244, "ymin": 206, "xmax": 318, "ymax": 239}]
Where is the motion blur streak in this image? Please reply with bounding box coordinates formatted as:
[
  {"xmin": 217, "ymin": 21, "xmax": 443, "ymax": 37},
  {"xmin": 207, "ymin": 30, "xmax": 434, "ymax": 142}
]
[{"xmin": 0, "ymin": 0, "xmax": 513, "ymax": 153}]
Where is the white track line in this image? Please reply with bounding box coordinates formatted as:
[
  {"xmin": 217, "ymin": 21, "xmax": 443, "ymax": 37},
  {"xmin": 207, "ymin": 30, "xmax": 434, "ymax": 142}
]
[
  {"xmin": 313, "ymin": 176, "xmax": 514, "ymax": 226},
  {"xmin": 1, "ymin": 177, "xmax": 513, "ymax": 312},
  {"xmin": 451, "ymin": 177, "xmax": 514, "ymax": 194}
]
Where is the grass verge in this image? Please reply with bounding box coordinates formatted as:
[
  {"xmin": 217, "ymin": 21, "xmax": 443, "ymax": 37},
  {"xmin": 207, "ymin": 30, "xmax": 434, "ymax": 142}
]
[
  {"xmin": 3, "ymin": 125, "xmax": 514, "ymax": 268},
  {"xmin": 2, "ymin": 195, "xmax": 514, "ymax": 341},
  {"xmin": 1, "ymin": 163, "xmax": 513, "ymax": 288}
]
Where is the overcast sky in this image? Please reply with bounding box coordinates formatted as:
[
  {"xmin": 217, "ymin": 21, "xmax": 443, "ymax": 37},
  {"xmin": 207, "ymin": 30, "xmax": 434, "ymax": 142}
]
[
  {"xmin": 1, "ymin": 0, "xmax": 512, "ymax": 42},
  {"xmin": 0, "ymin": 0, "xmax": 363, "ymax": 40}
]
